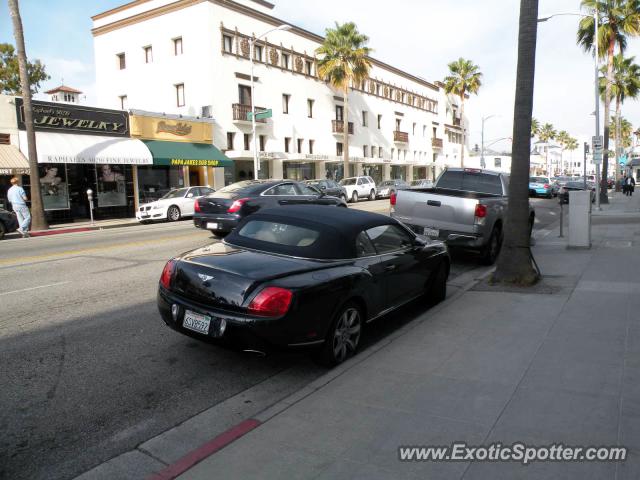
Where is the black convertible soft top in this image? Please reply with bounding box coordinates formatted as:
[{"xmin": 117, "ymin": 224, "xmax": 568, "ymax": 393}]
[{"xmin": 224, "ymin": 205, "xmax": 399, "ymax": 259}]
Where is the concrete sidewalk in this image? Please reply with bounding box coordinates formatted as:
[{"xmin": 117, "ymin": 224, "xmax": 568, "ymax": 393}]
[
  {"xmin": 3, "ymin": 217, "xmax": 138, "ymax": 239},
  {"xmin": 172, "ymin": 193, "xmax": 640, "ymax": 480}
]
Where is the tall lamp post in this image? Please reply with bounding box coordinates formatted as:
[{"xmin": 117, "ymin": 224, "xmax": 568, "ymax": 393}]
[
  {"xmin": 250, "ymin": 24, "xmax": 291, "ymax": 180},
  {"xmin": 480, "ymin": 114, "xmax": 498, "ymax": 169},
  {"xmin": 538, "ymin": 9, "xmax": 600, "ymax": 210}
]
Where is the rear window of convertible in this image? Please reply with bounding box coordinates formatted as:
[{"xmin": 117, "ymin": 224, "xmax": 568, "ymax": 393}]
[{"xmin": 238, "ymin": 221, "xmax": 320, "ymax": 247}]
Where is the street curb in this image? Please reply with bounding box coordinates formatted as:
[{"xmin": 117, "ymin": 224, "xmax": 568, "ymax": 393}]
[
  {"xmin": 144, "ymin": 264, "xmax": 495, "ymax": 479},
  {"xmin": 29, "ymin": 222, "xmax": 140, "ymax": 237}
]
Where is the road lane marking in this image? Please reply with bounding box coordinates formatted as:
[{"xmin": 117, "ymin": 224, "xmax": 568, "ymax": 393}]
[
  {"xmin": 0, "ymin": 233, "xmax": 206, "ymax": 267},
  {"xmin": 0, "ymin": 281, "xmax": 71, "ymax": 296}
]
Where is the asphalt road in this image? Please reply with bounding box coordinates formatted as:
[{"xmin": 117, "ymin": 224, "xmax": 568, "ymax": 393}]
[{"xmin": 0, "ymin": 197, "xmax": 560, "ymax": 480}]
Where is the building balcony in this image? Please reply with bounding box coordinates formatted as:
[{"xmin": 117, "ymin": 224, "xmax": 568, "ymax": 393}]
[
  {"xmin": 393, "ymin": 130, "xmax": 409, "ymax": 143},
  {"xmin": 332, "ymin": 120, "xmax": 354, "ymax": 135},
  {"xmin": 453, "ymin": 117, "xmax": 461, "ymax": 127},
  {"xmin": 232, "ymin": 103, "xmax": 267, "ymax": 123},
  {"xmin": 432, "ymin": 138, "xmax": 444, "ymax": 149}
]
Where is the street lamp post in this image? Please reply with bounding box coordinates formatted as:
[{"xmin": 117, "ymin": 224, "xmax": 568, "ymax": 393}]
[
  {"xmin": 249, "ymin": 24, "xmax": 291, "ymax": 180},
  {"xmin": 480, "ymin": 114, "xmax": 497, "ymax": 169}
]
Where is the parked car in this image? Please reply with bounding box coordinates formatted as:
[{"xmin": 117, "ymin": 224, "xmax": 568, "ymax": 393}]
[
  {"xmin": 529, "ymin": 176, "xmax": 554, "ymax": 198},
  {"xmin": 558, "ymin": 181, "xmax": 596, "ymax": 204},
  {"xmin": 339, "ymin": 176, "xmax": 377, "ymax": 203},
  {"xmin": 158, "ymin": 205, "xmax": 450, "ymax": 365},
  {"xmin": 136, "ymin": 186, "xmax": 215, "ymax": 223},
  {"xmin": 303, "ymin": 179, "xmax": 347, "ymax": 202},
  {"xmin": 376, "ymin": 179, "xmax": 409, "ymax": 199},
  {"xmin": 410, "ymin": 179, "xmax": 433, "ymax": 189},
  {"xmin": 194, "ymin": 180, "xmax": 347, "ymax": 237},
  {"xmin": 0, "ymin": 208, "xmax": 19, "ymax": 240},
  {"xmin": 391, "ymin": 168, "xmax": 535, "ymax": 265}
]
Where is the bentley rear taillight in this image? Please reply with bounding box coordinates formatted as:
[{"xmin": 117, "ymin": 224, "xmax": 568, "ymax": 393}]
[
  {"xmin": 248, "ymin": 287, "xmax": 293, "ymax": 317},
  {"xmin": 160, "ymin": 259, "xmax": 176, "ymax": 289}
]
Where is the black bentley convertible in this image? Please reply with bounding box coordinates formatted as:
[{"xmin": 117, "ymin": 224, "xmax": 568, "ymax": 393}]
[{"xmin": 158, "ymin": 205, "xmax": 449, "ymax": 365}]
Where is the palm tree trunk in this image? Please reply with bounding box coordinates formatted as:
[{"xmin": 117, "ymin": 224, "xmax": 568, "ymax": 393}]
[
  {"xmin": 343, "ymin": 83, "xmax": 350, "ymax": 179},
  {"xmin": 615, "ymin": 96, "xmax": 622, "ymax": 191},
  {"xmin": 493, "ymin": 0, "xmax": 539, "ymax": 286},
  {"xmin": 8, "ymin": 0, "xmax": 48, "ymax": 231},
  {"xmin": 460, "ymin": 97, "xmax": 465, "ymax": 168},
  {"xmin": 601, "ymin": 37, "xmax": 615, "ymax": 204}
]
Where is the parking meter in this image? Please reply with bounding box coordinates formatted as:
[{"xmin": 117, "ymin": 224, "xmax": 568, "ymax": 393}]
[{"xmin": 87, "ymin": 189, "xmax": 95, "ymax": 225}]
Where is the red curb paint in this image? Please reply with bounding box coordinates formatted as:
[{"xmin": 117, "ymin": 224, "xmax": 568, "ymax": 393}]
[
  {"xmin": 146, "ymin": 418, "xmax": 261, "ymax": 480},
  {"xmin": 29, "ymin": 227, "xmax": 94, "ymax": 237}
]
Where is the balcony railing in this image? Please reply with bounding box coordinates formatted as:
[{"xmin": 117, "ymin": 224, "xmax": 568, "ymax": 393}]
[
  {"xmin": 393, "ymin": 130, "xmax": 409, "ymax": 143},
  {"xmin": 332, "ymin": 120, "xmax": 354, "ymax": 134},
  {"xmin": 432, "ymin": 137, "xmax": 444, "ymax": 149},
  {"xmin": 232, "ymin": 103, "xmax": 267, "ymax": 123}
]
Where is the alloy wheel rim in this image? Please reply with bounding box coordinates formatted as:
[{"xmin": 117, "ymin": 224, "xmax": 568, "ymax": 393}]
[
  {"xmin": 332, "ymin": 308, "xmax": 361, "ymax": 362},
  {"xmin": 169, "ymin": 208, "xmax": 178, "ymax": 220}
]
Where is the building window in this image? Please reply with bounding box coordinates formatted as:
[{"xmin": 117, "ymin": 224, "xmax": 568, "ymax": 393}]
[
  {"xmin": 305, "ymin": 60, "xmax": 313, "ymax": 75},
  {"xmin": 226, "ymin": 132, "xmax": 235, "ymax": 150},
  {"xmin": 378, "ymin": 147, "xmax": 383, "ymax": 159},
  {"xmin": 363, "ymin": 145, "xmax": 369, "ymax": 158},
  {"xmin": 423, "ymin": 125, "xmax": 427, "ymax": 137},
  {"xmin": 238, "ymin": 84, "xmax": 252, "ymax": 105},
  {"xmin": 362, "ymin": 111, "xmax": 368, "ymax": 127},
  {"xmin": 336, "ymin": 142, "xmax": 343, "ymax": 156},
  {"xmin": 282, "ymin": 53, "xmax": 290, "ymax": 69},
  {"xmin": 395, "ymin": 118, "xmax": 402, "ymax": 131},
  {"xmin": 391, "ymin": 148, "xmax": 395, "ymax": 159},
  {"xmin": 412, "ymin": 123, "xmax": 416, "ymax": 135},
  {"xmin": 174, "ymin": 37, "xmax": 183, "ymax": 55},
  {"xmin": 494, "ymin": 158, "xmax": 502, "ymax": 168},
  {"xmin": 118, "ymin": 95, "xmax": 127, "ymax": 110},
  {"xmin": 307, "ymin": 99, "xmax": 314, "ymax": 118},
  {"xmin": 336, "ymin": 105, "xmax": 344, "ymax": 121},
  {"xmin": 308, "ymin": 139, "xmax": 314, "ymax": 154},
  {"xmin": 371, "ymin": 146, "xmax": 377, "ymax": 158},
  {"xmin": 377, "ymin": 114, "xmax": 382, "ymax": 129},
  {"xmin": 260, "ymin": 135, "xmax": 267, "ymax": 151},
  {"xmin": 285, "ymin": 137, "xmax": 291, "ymax": 153},
  {"xmin": 376, "ymin": 84, "xmax": 381, "ymax": 96},
  {"xmin": 175, "ymin": 83, "xmax": 185, "ymax": 107},
  {"xmin": 254, "ymin": 44, "xmax": 263, "ymax": 62},
  {"xmin": 223, "ymin": 35, "xmax": 233, "ymax": 53},
  {"xmin": 117, "ymin": 52, "xmax": 126, "ymax": 70},
  {"xmin": 244, "ymin": 133, "xmax": 250, "ymax": 151},
  {"xmin": 143, "ymin": 45, "xmax": 153, "ymax": 63},
  {"xmin": 282, "ymin": 94, "xmax": 290, "ymax": 114},
  {"xmin": 297, "ymin": 138, "xmax": 303, "ymax": 153}
]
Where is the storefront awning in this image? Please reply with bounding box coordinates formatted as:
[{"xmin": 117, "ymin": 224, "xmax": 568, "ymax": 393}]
[
  {"xmin": 143, "ymin": 140, "xmax": 233, "ymax": 167},
  {"xmin": 0, "ymin": 144, "xmax": 30, "ymax": 174},
  {"xmin": 18, "ymin": 131, "xmax": 153, "ymax": 165}
]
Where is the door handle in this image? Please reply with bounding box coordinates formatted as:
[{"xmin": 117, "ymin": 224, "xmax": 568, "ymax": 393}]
[
  {"xmin": 384, "ymin": 265, "xmax": 397, "ymax": 272},
  {"xmin": 427, "ymin": 200, "xmax": 441, "ymax": 207}
]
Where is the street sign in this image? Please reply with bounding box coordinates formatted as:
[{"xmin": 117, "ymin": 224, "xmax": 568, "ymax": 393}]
[
  {"xmin": 592, "ymin": 135, "xmax": 603, "ymax": 150},
  {"xmin": 247, "ymin": 109, "xmax": 272, "ymax": 120},
  {"xmin": 593, "ymin": 151, "xmax": 603, "ymax": 164}
]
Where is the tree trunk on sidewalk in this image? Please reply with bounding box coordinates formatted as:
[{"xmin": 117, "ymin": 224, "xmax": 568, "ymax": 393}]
[
  {"xmin": 601, "ymin": 37, "xmax": 615, "ymax": 204},
  {"xmin": 7, "ymin": 0, "xmax": 48, "ymax": 231},
  {"xmin": 460, "ymin": 97, "xmax": 466, "ymax": 168},
  {"xmin": 615, "ymin": 96, "xmax": 622, "ymax": 192},
  {"xmin": 492, "ymin": 0, "xmax": 539, "ymax": 286},
  {"xmin": 343, "ymin": 84, "xmax": 350, "ymax": 180}
]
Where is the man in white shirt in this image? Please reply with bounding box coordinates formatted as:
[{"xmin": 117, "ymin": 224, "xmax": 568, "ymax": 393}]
[{"xmin": 7, "ymin": 177, "xmax": 30, "ymax": 238}]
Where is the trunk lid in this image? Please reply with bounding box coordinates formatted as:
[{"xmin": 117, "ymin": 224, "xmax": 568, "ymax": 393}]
[{"xmin": 196, "ymin": 194, "xmax": 234, "ymax": 214}]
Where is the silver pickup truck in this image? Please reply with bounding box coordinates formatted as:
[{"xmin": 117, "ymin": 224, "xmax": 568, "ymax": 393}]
[{"xmin": 391, "ymin": 168, "xmax": 535, "ymax": 264}]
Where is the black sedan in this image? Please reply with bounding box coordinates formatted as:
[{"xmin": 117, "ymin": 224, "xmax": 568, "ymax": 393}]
[
  {"xmin": 193, "ymin": 180, "xmax": 347, "ymax": 237},
  {"xmin": 303, "ymin": 179, "xmax": 347, "ymax": 202},
  {"xmin": 158, "ymin": 205, "xmax": 450, "ymax": 365},
  {"xmin": 558, "ymin": 181, "xmax": 596, "ymax": 204},
  {"xmin": 0, "ymin": 208, "xmax": 19, "ymax": 240}
]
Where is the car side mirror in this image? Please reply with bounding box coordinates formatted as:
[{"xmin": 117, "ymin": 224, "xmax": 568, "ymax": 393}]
[{"xmin": 320, "ymin": 185, "xmax": 326, "ymax": 190}]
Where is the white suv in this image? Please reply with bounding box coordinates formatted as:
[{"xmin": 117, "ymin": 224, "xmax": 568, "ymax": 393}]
[{"xmin": 339, "ymin": 176, "xmax": 377, "ymax": 203}]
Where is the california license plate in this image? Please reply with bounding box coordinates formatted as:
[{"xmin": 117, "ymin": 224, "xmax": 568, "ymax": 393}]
[
  {"xmin": 423, "ymin": 227, "xmax": 439, "ymax": 238},
  {"xmin": 183, "ymin": 310, "xmax": 211, "ymax": 335},
  {"xmin": 206, "ymin": 222, "xmax": 219, "ymax": 229}
]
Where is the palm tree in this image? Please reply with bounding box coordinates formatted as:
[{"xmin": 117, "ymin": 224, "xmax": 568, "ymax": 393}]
[
  {"xmin": 493, "ymin": 0, "xmax": 540, "ymax": 286},
  {"xmin": 443, "ymin": 58, "xmax": 483, "ymax": 168},
  {"xmin": 566, "ymin": 137, "xmax": 579, "ymax": 174},
  {"xmin": 556, "ymin": 130, "xmax": 571, "ymax": 174},
  {"xmin": 578, "ymin": 0, "xmax": 640, "ymax": 202},
  {"xmin": 538, "ymin": 123, "xmax": 556, "ymax": 175},
  {"xmin": 531, "ymin": 117, "xmax": 540, "ymax": 138},
  {"xmin": 610, "ymin": 115, "xmax": 633, "ymax": 146},
  {"xmin": 7, "ymin": 0, "xmax": 47, "ymax": 230},
  {"xmin": 316, "ymin": 22, "xmax": 372, "ymax": 180}
]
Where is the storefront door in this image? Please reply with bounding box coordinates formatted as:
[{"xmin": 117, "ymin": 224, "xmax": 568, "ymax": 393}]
[{"xmin": 67, "ymin": 164, "xmax": 97, "ymax": 219}]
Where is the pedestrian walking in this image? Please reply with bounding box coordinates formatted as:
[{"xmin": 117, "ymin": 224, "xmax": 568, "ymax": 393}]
[
  {"xmin": 7, "ymin": 177, "xmax": 31, "ymax": 238},
  {"xmin": 627, "ymin": 175, "xmax": 636, "ymax": 196},
  {"xmin": 622, "ymin": 175, "xmax": 629, "ymax": 196}
]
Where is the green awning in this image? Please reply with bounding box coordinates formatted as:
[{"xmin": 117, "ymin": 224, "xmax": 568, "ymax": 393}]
[{"xmin": 143, "ymin": 140, "xmax": 233, "ymax": 167}]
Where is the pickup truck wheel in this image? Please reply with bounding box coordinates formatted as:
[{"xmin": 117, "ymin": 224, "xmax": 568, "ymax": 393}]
[
  {"xmin": 368, "ymin": 189, "xmax": 376, "ymax": 201},
  {"xmin": 480, "ymin": 228, "xmax": 502, "ymax": 265},
  {"xmin": 351, "ymin": 191, "xmax": 358, "ymax": 203}
]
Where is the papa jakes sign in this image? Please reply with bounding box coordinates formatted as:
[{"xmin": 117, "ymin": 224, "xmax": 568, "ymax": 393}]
[{"xmin": 16, "ymin": 99, "xmax": 129, "ymax": 137}]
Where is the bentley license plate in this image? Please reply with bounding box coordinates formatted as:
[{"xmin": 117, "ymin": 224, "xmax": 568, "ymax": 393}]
[
  {"xmin": 423, "ymin": 227, "xmax": 439, "ymax": 238},
  {"xmin": 183, "ymin": 310, "xmax": 211, "ymax": 335},
  {"xmin": 206, "ymin": 222, "xmax": 219, "ymax": 229}
]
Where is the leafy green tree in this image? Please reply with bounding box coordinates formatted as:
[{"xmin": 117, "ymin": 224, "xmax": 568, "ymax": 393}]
[
  {"xmin": 531, "ymin": 117, "xmax": 540, "ymax": 138},
  {"xmin": 538, "ymin": 123, "xmax": 556, "ymax": 175},
  {"xmin": 0, "ymin": 42, "xmax": 49, "ymax": 94},
  {"xmin": 443, "ymin": 58, "xmax": 483, "ymax": 167},
  {"xmin": 316, "ymin": 22, "xmax": 372, "ymax": 179},
  {"xmin": 610, "ymin": 115, "xmax": 634, "ymax": 146}
]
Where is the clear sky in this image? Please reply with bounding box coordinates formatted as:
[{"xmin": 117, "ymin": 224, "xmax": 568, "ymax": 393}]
[{"xmin": 2, "ymin": 0, "xmax": 639, "ymax": 150}]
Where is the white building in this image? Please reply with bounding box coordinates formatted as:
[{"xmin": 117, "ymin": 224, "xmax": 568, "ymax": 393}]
[
  {"xmin": 92, "ymin": 0, "xmax": 467, "ymax": 190},
  {"xmin": 45, "ymin": 85, "xmax": 83, "ymax": 104}
]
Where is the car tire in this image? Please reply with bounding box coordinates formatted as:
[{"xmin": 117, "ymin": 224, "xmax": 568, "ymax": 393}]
[
  {"xmin": 340, "ymin": 194, "xmax": 347, "ymax": 203},
  {"xmin": 426, "ymin": 261, "xmax": 448, "ymax": 305},
  {"xmin": 368, "ymin": 189, "xmax": 376, "ymax": 201},
  {"xmin": 211, "ymin": 230, "xmax": 228, "ymax": 238},
  {"xmin": 351, "ymin": 191, "xmax": 358, "ymax": 203},
  {"xmin": 479, "ymin": 227, "xmax": 503, "ymax": 265},
  {"xmin": 317, "ymin": 301, "xmax": 362, "ymax": 367},
  {"xmin": 167, "ymin": 205, "xmax": 181, "ymax": 222},
  {"xmin": 0, "ymin": 222, "xmax": 5, "ymax": 240}
]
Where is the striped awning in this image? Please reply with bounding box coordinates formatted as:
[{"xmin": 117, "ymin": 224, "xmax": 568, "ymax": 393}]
[{"xmin": 0, "ymin": 144, "xmax": 30, "ymax": 174}]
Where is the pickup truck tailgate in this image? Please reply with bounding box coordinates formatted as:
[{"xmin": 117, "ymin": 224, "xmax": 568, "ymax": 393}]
[{"xmin": 393, "ymin": 189, "xmax": 479, "ymax": 234}]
